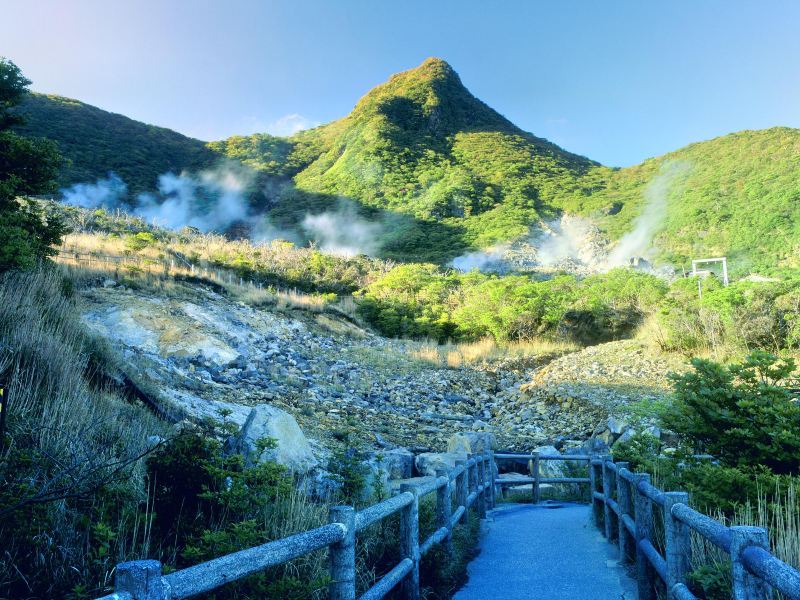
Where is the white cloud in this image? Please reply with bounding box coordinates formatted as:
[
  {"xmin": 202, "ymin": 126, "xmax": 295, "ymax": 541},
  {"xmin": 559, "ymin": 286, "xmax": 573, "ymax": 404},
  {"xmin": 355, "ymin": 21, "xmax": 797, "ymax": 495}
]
[{"xmin": 242, "ymin": 113, "xmax": 319, "ymax": 137}]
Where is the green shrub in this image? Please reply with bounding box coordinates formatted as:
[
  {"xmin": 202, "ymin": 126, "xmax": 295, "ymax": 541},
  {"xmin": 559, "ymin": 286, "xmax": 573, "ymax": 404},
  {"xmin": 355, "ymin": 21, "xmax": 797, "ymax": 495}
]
[{"xmin": 663, "ymin": 351, "xmax": 800, "ymax": 474}]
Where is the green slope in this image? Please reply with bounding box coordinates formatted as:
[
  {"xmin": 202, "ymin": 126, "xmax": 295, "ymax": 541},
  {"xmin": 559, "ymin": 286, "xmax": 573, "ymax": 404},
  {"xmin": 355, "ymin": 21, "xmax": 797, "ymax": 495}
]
[
  {"xmin": 216, "ymin": 58, "xmax": 602, "ymax": 255},
  {"xmin": 13, "ymin": 93, "xmax": 216, "ymax": 193},
  {"xmin": 12, "ymin": 60, "xmax": 800, "ymax": 271},
  {"xmin": 559, "ymin": 127, "xmax": 800, "ymax": 273}
]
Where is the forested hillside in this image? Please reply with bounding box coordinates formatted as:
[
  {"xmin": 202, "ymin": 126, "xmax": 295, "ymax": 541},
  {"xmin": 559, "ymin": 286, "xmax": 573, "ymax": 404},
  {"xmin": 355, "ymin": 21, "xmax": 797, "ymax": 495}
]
[
  {"xmin": 13, "ymin": 59, "xmax": 800, "ymax": 271},
  {"xmin": 13, "ymin": 93, "xmax": 216, "ymax": 193},
  {"xmin": 558, "ymin": 127, "xmax": 800, "ymax": 273}
]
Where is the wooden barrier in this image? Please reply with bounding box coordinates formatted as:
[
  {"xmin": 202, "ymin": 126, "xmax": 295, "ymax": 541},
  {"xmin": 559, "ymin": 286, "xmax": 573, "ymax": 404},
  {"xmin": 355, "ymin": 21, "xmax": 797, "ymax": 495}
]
[
  {"xmin": 96, "ymin": 454, "xmax": 496, "ymax": 600},
  {"xmin": 590, "ymin": 456, "xmax": 800, "ymax": 599}
]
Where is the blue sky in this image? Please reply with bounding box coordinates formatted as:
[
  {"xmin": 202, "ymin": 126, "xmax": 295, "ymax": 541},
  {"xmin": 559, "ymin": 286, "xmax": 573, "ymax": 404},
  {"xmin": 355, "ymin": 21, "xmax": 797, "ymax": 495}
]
[{"xmin": 3, "ymin": 0, "xmax": 800, "ymax": 166}]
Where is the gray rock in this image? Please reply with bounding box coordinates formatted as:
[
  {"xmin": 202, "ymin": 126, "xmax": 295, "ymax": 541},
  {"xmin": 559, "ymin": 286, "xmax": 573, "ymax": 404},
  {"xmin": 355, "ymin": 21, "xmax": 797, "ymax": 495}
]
[
  {"xmin": 447, "ymin": 431, "xmax": 496, "ymax": 456},
  {"xmin": 606, "ymin": 416, "xmax": 629, "ymax": 435},
  {"xmin": 226, "ymin": 404, "xmax": 318, "ymax": 473},
  {"xmin": 614, "ymin": 428, "xmax": 637, "ymax": 447},
  {"xmin": 377, "ymin": 448, "xmax": 414, "ymax": 480},
  {"xmin": 414, "ymin": 452, "xmax": 463, "ymax": 477}
]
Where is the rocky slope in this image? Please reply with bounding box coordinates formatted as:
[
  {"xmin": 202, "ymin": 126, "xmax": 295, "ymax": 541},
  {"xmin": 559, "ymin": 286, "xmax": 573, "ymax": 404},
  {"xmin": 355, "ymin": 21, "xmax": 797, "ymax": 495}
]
[{"xmin": 78, "ymin": 275, "xmax": 687, "ymax": 480}]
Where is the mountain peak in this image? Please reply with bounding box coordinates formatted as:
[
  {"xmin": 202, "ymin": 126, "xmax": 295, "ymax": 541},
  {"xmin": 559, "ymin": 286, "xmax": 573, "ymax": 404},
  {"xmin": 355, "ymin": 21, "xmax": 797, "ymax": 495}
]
[{"xmin": 351, "ymin": 57, "xmax": 516, "ymax": 135}]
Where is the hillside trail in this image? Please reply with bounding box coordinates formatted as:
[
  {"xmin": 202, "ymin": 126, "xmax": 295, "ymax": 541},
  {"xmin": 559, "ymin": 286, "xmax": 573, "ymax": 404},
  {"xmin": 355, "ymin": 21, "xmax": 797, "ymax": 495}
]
[{"xmin": 453, "ymin": 502, "xmax": 637, "ymax": 600}]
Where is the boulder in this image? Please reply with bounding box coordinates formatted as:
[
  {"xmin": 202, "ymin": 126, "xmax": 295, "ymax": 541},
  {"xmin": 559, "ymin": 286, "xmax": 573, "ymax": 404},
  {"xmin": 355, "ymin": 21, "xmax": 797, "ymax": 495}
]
[
  {"xmin": 533, "ymin": 445, "xmax": 567, "ymax": 479},
  {"xmin": 606, "ymin": 416, "xmax": 629, "ymax": 435},
  {"xmin": 613, "ymin": 428, "xmax": 637, "ymax": 447},
  {"xmin": 446, "ymin": 431, "xmax": 496, "ymax": 456},
  {"xmin": 226, "ymin": 404, "xmax": 318, "ymax": 473},
  {"xmin": 414, "ymin": 452, "xmax": 463, "ymax": 477},
  {"xmin": 377, "ymin": 448, "xmax": 414, "ymax": 480}
]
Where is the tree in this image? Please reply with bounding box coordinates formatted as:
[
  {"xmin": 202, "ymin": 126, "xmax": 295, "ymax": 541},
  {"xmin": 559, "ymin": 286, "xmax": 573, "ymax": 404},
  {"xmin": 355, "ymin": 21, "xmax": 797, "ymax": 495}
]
[
  {"xmin": 0, "ymin": 57, "xmax": 65, "ymax": 271},
  {"xmin": 663, "ymin": 351, "xmax": 800, "ymax": 474}
]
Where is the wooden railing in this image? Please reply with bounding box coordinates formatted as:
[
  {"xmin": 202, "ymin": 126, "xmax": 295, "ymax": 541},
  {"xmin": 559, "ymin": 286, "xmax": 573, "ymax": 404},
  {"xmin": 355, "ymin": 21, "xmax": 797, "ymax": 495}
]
[
  {"xmin": 96, "ymin": 453, "xmax": 495, "ymax": 600},
  {"xmin": 494, "ymin": 452, "xmax": 591, "ymax": 503},
  {"xmin": 588, "ymin": 455, "xmax": 800, "ymax": 600}
]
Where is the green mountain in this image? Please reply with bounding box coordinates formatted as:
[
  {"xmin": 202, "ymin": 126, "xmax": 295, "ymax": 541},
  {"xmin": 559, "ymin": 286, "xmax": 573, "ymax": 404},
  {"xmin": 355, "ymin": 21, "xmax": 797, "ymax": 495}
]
[
  {"xmin": 12, "ymin": 59, "xmax": 800, "ymax": 271},
  {"xmin": 13, "ymin": 93, "xmax": 216, "ymax": 193},
  {"xmin": 212, "ymin": 58, "xmax": 603, "ymax": 255},
  {"xmin": 560, "ymin": 127, "xmax": 800, "ymax": 273}
]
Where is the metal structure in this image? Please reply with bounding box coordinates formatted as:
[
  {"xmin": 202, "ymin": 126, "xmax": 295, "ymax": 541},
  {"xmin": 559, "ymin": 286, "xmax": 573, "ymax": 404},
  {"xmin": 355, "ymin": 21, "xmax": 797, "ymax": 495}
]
[{"xmin": 691, "ymin": 257, "xmax": 729, "ymax": 286}]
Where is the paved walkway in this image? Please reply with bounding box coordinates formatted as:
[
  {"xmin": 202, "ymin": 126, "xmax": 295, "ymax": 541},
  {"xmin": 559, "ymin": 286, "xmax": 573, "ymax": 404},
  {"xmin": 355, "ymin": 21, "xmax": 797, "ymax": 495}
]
[{"xmin": 453, "ymin": 502, "xmax": 637, "ymax": 600}]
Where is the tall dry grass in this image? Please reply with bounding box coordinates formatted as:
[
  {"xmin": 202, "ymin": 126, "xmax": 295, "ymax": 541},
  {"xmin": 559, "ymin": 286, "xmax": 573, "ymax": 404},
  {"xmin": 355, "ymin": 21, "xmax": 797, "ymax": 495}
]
[
  {"xmin": 691, "ymin": 480, "xmax": 800, "ymax": 576},
  {"xmin": 406, "ymin": 337, "xmax": 579, "ymax": 369},
  {"xmin": 0, "ymin": 267, "xmax": 165, "ymax": 595}
]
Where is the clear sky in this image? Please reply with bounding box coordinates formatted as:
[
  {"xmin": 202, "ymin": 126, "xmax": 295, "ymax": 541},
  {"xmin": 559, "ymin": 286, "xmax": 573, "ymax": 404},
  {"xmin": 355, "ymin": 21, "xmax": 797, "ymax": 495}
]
[{"xmin": 2, "ymin": 0, "xmax": 799, "ymax": 166}]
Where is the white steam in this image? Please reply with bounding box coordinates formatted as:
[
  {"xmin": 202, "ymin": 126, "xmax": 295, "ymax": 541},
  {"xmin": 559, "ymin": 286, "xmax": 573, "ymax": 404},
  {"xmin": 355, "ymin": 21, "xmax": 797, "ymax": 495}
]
[
  {"xmin": 60, "ymin": 173, "xmax": 128, "ymax": 208},
  {"xmin": 302, "ymin": 201, "xmax": 383, "ymax": 257},
  {"xmin": 450, "ymin": 160, "xmax": 690, "ymax": 275},
  {"xmin": 452, "ymin": 246, "xmax": 508, "ymax": 272},
  {"xmin": 606, "ymin": 160, "xmax": 690, "ymax": 266},
  {"xmin": 60, "ymin": 164, "xmax": 269, "ymax": 235},
  {"xmin": 536, "ymin": 216, "xmax": 604, "ymax": 268},
  {"xmin": 135, "ymin": 166, "xmax": 253, "ymax": 232}
]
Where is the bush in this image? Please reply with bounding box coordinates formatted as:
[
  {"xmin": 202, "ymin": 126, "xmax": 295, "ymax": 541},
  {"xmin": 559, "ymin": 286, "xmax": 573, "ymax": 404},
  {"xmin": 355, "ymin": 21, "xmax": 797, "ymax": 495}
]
[
  {"xmin": 663, "ymin": 351, "xmax": 800, "ymax": 474},
  {"xmin": 359, "ymin": 264, "xmax": 666, "ymax": 343}
]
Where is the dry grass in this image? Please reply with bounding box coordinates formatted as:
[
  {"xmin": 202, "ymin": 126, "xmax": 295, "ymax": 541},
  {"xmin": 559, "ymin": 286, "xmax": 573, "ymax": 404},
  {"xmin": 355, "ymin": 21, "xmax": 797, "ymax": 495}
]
[
  {"xmin": 57, "ymin": 233, "xmax": 362, "ymax": 320},
  {"xmin": 684, "ymin": 480, "xmax": 800, "ymax": 597},
  {"xmin": 0, "ymin": 267, "xmax": 166, "ymax": 594},
  {"xmin": 406, "ymin": 337, "xmax": 579, "ymax": 369}
]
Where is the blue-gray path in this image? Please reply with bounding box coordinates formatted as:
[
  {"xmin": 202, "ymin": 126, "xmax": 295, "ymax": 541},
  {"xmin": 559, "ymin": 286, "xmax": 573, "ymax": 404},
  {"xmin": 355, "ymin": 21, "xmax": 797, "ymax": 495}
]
[{"xmin": 453, "ymin": 502, "xmax": 637, "ymax": 600}]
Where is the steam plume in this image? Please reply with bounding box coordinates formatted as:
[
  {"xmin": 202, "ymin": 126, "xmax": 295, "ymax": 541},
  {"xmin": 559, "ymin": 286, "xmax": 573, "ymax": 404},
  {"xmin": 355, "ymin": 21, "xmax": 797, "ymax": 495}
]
[
  {"xmin": 302, "ymin": 201, "xmax": 383, "ymax": 257},
  {"xmin": 607, "ymin": 160, "xmax": 690, "ymax": 266},
  {"xmin": 60, "ymin": 174, "xmax": 127, "ymax": 209}
]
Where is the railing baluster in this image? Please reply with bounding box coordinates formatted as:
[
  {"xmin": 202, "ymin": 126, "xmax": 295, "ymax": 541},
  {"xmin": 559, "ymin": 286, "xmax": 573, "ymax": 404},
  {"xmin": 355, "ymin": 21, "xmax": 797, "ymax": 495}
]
[
  {"xmin": 400, "ymin": 483, "xmax": 421, "ymax": 600},
  {"xmin": 615, "ymin": 462, "xmax": 633, "ymax": 562},
  {"xmin": 634, "ymin": 473, "xmax": 657, "ymax": 600},
  {"xmin": 329, "ymin": 506, "xmax": 356, "ymax": 600},
  {"xmin": 456, "ymin": 458, "xmax": 468, "ymax": 511},
  {"xmin": 589, "ymin": 455, "xmax": 603, "ymax": 527},
  {"xmin": 664, "ymin": 492, "xmax": 690, "ymax": 600},
  {"xmin": 114, "ymin": 560, "xmax": 164, "ymax": 600},
  {"xmin": 436, "ymin": 468, "xmax": 454, "ymax": 557},
  {"xmin": 602, "ymin": 455, "xmax": 617, "ymax": 542},
  {"xmin": 532, "ymin": 451, "xmax": 541, "ymax": 504},
  {"xmin": 476, "ymin": 455, "xmax": 487, "ymax": 519},
  {"xmin": 488, "ymin": 451, "xmax": 496, "ymax": 509},
  {"xmin": 731, "ymin": 526, "xmax": 772, "ymax": 600}
]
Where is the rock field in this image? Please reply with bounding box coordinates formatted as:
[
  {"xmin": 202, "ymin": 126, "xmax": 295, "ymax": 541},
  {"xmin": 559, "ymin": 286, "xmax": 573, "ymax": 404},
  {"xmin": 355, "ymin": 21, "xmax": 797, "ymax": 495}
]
[{"xmin": 79, "ymin": 278, "xmax": 689, "ymax": 481}]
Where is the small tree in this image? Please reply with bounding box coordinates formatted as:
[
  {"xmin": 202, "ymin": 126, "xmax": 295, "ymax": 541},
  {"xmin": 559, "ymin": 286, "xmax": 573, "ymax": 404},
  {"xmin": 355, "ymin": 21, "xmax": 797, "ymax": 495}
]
[
  {"xmin": 663, "ymin": 351, "xmax": 800, "ymax": 474},
  {"xmin": 0, "ymin": 57, "xmax": 65, "ymax": 271}
]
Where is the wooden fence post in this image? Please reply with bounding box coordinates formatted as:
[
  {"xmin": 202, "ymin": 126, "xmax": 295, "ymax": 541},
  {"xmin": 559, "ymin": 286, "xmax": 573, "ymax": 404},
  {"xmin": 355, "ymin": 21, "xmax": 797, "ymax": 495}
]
[
  {"xmin": 483, "ymin": 456, "xmax": 492, "ymax": 512},
  {"xmin": 400, "ymin": 483, "xmax": 420, "ymax": 600},
  {"xmin": 467, "ymin": 454, "xmax": 477, "ymax": 512},
  {"xmin": 329, "ymin": 506, "xmax": 356, "ymax": 600},
  {"xmin": 602, "ymin": 455, "xmax": 618, "ymax": 542},
  {"xmin": 456, "ymin": 458, "xmax": 468, "ymax": 510},
  {"xmin": 663, "ymin": 491, "xmax": 691, "ymax": 600},
  {"xmin": 589, "ymin": 455, "xmax": 603, "ymax": 528},
  {"xmin": 615, "ymin": 462, "xmax": 633, "ymax": 562},
  {"xmin": 436, "ymin": 468, "xmax": 454, "ymax": 557},
  {"xmin": 730, "ymin": 526, "xmax": 772, "ymax": 600},
  {"xmin": 532, "ymin": 451, "xmax": 541, "ymax": 504},
  {"xmin": 634, "ymin": 473, "xmax": 657, "ymax": 600},
  {"xmin": 476, "ymin": 456, "xmax": 487, "ymax": 519},
  {"xmin": 115, "ymin": 559, "xmax": 165, "ymax": 600},
  {"xmin": 487, "ymin": 453, "xmax": 496, "ymax": 509}
]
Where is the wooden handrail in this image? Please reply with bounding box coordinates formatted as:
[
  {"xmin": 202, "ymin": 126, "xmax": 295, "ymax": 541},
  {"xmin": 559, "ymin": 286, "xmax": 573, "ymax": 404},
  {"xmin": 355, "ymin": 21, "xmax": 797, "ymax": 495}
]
[
  {"xmin": 96, "ymin": 453, "xmax": 497, "ymax": 600},
  {"xmin": 589, "ymin": 454, "xmax": 800, "ymax": 599}
]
